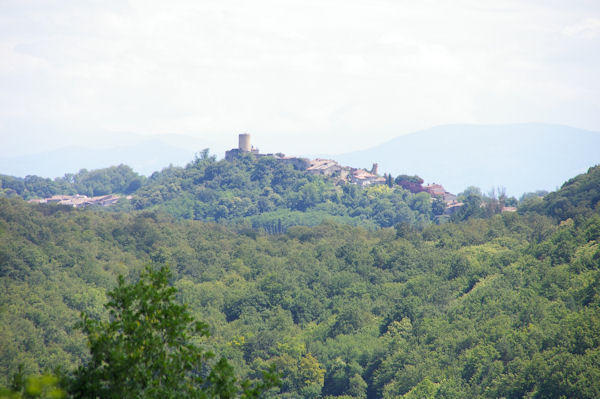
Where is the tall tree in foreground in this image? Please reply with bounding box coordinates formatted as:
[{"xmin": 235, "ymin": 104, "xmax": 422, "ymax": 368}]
[{"xmin": 71, "ymin": 266, "xmax": 278, "ymax": 399}]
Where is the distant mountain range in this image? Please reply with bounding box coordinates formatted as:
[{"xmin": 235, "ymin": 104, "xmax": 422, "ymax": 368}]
[
  {"xmin": 0, "ymin": 136, "xmax": 211, "ymax": 178},
  {"xmin": 331, "ymin": 123, "xmax": 600, "ymax": 196}
]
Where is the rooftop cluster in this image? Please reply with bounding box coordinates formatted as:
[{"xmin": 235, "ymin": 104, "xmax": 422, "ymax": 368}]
[
  {"xmin": 28, "ymin": 194, "xmax": 124, "ymax": 208},
  {"xmin": 225, "ymin": 134, "xmax": 388, "ymax": 187}
]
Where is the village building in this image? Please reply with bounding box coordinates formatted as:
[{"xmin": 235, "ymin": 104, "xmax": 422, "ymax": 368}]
[
  {"xmin": 424, "ymin": 184, "xmax": 446, "ymax": 197},
  {"xmin": 349, "ymin": 168, "xmax": 386, "ymax": 187},
  {"xmin": 424, "ymin": 183, "xmax": 460, "ymax": 205},
  {"xmin": 28, "ymin": 194, "xmax": 123, "ymax": 208},
  {"xmin": 306, "ymin": 159, "xmax": 342, "ymax": 176},
  {"xmin": 444, "ymin": 201, "xmax": 465, "ymax": 215},
  {"xmin": 443, "ymin": 192, "xmax": 457, "ymax": 203}
]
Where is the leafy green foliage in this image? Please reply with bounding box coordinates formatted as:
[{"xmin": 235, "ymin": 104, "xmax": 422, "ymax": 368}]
[
  {"xmin": 521, "ymin": 164, "xmax": 600, "ymax": 220},
  {"xmin": 70, "ymin": 265, "xmax": 276, "ymax": 398},
  {"xmin": 1, "ymin": 369, "xmax": 65, "ymax": 399},
  {"xmin": 1, "ymin": 164, "xmax": 600, "ymax": 398},
  {"xmin": 0, "ymin": 165, "xmax": 144, "ymax": 199}
]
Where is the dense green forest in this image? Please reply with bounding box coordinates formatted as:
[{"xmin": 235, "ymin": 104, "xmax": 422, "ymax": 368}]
[
  {"xmin": 0, "ymin": 164, "xmax": 144, "ymax": 199},
  {"xmin": 1, "ymin": 163, "xmax": 599, "ymax": 397}
]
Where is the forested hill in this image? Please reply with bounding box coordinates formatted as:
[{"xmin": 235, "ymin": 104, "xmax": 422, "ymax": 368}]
[
  {"xmin": 520, "ymin": 164, "xmax": 600, "ymax": 221},
  {"xmin": 0, "ymin": 164, "xmax": 144, "ymax": 199},
  {"xmin": 1, "ymin": 166, "xmax": 599, "ymax": 398},
  {"xmin": 1, "ymin": 152, "xmax": 440, "ymax": 230},
  {"xmin": 130, "ymin": 152, "xmax": 441, "ymax": 230}
]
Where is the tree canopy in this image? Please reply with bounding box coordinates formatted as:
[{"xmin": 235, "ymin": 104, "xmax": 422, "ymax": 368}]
[
  {"xmin": 1, "ymin": 164, "xmax": 600, "ymax": 398},
  {"xmin": 71, "ymin": 265, "xmax": 277, "ymax": 399}
]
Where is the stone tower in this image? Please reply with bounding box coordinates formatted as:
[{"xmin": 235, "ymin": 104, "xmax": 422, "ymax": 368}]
[{"xmin": 239, "ymin": 133, "xmax": 251, "ymax": 152}]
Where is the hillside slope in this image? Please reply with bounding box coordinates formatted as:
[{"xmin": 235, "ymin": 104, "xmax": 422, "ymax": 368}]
[{"xmin": 332, "ymin": 123, "xmax": 600, "ymax": 196}]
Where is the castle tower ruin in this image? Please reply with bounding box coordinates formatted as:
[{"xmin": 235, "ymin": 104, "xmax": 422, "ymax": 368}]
[
  {"xmin": 239, "ymin": 133, "xmax": 251, "ymax": 152},
  {"xmin": 371, "ymin": 163, "xmax": 379, "ymax": 175}
]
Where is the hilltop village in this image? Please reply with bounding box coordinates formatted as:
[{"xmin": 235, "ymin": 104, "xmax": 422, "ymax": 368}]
[
  {"xmin": 225, "ymin": 133, "xmax": 467, "ymax": 214},
  {"xmin": 226, "ymin": 133, "xmax": 386, "ymax": 186},
  {"xmin": 23, "ymin": 133, "xmax": 517, "ymax": 217}
]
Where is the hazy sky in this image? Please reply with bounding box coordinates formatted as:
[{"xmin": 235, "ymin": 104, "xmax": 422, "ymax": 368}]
[{"xmin": 1, "ymin": 0, "xmax": 599, "ymax": 156}]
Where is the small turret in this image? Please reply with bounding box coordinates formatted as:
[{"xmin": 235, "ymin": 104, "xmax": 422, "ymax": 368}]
[{"xmin": 371, "ymin": 163, "xmax": 379, "ymax": 175}]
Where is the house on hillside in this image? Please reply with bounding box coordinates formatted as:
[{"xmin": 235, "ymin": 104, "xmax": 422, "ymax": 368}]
[
  {"xmin": 424, "ymin": 183, "xmax": 459, "ymax": 205},
  {"xmin": 350, "ymin": 168, "xmax": 386, "ymax": 186},
  {"xmin": 306, "ymin": 159, "xmax": 342, "ymax": 176},
  {"xmin": 424, "ymin": 184, "xmax": 446, "ymax": 197},
  {"xmin": 443, "ymin": 192, "xmax": 457, "ymax": 203},
  {"xmin": 444, "ymin": 201, "xmax": 464, "ymax": 215}
]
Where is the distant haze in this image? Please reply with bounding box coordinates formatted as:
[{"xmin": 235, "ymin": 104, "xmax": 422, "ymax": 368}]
[
  {"xmin": 2, "ymin": 123, "xmax": 598, "ymax": 199},
  {"xmin": 0, "ymin": 141, "xmax": 195, "ymax": 178},
  {"xmin": 1, "ymin": 1, "xmax": 600, "ymax": 155},
  {"xmin": 0, "ymin": 132, "xmax": 212, "ymax": 177},
  {"xmin": 332, "ymin": 123, "xmax": 600, "ymax": 197}
]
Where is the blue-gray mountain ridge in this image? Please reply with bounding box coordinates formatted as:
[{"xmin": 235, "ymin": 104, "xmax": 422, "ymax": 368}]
[{"xmin": 329, "ymin": 123, "xmax": 600, "ymax": 197}]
